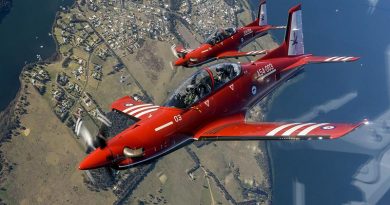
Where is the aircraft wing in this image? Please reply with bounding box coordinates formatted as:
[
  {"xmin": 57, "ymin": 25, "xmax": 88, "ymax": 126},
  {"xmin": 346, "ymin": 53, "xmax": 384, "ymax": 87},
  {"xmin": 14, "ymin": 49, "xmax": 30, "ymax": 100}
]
[
  {"xmin": 111, "ymin": 96, "xmax": 161, "ymax": 121},
  {"xmin": 217, "ymin": 49, "xmax": 267, "ymax": 59},
  {"xmin": 194, "ymin": 120, "xmax": 366, "ymax": 141},
  {"xmin": 282, "ymin": 55, "xmax": 360, "ymax": 71}
]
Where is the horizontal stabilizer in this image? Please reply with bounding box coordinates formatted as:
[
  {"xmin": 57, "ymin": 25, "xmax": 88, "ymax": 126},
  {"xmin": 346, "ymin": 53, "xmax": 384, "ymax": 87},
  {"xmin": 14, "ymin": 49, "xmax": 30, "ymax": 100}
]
[
  {"xmin": 282, "ymin": 55, "xmax": 360, "ymax": 72},
  {"xmin": 309, "ymin": 56, "xmax": 360, "ymax": 63}
]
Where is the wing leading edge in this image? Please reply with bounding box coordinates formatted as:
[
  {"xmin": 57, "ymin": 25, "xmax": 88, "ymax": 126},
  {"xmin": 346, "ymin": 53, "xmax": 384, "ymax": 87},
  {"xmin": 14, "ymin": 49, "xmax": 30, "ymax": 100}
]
[{"xmin": 195, "ymin": 120, "xmax": 367, "ymax": 141}]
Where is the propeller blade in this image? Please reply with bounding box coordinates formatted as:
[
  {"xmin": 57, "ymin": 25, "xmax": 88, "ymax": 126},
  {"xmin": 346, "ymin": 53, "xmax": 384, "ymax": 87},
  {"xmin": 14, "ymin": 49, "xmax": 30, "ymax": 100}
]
[
  {"xmin": 96, "ymin": 109, "xmax": 112, "ymax": 127},
  {"xmin": 75, "ymin": 118, "xmax": 108, "ymax": 152}
]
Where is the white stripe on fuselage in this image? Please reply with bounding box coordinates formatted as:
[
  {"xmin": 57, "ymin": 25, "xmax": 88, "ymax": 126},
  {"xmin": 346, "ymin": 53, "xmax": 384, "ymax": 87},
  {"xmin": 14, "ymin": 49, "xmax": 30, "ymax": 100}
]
[{"xmin": 154, "ymin": 121, "xmax": 174, "ymax": 132}]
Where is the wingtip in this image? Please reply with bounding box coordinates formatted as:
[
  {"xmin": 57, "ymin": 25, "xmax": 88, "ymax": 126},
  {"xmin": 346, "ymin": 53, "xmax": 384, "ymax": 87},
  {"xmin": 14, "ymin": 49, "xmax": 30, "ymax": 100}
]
[
  {"xmin": 361, "ymin": 118, "xmax": 370, "ymax": 125},
  {"xmin": 353, "ymin": 57, "xmax": 361, "ymax": 61},
  {"xmin": 352, "ymin": 119, "xmax": 369, "ymax": 130},
  {"xmin": 329, "ymin": 119, "xmax": 368, "ymax": 139},
  {"xmin": 289, "ymin": 4, "xmax": 302, "ymax": 14}
]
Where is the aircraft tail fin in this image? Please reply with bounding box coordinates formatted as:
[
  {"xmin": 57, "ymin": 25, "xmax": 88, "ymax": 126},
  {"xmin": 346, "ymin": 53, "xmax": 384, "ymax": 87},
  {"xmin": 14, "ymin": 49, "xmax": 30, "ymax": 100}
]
[
  {"xmin": 258, "ymin": 0, "xmax": 267, "ymax": 26},
  {"xmin": 259, "ymin": 4, "xmax": 304, "ymax": 60},
  {"xmin": 246, "ymin": 0, "xmax": 268, "ymax": 27}
]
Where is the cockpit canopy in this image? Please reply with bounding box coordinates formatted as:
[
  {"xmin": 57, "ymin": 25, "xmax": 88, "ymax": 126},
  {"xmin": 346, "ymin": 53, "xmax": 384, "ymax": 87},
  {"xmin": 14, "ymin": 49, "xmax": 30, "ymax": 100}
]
[
  {"xmin": 164, "ymin": 63, "xmax": 241, "ymax": 109},
  {"xmin": 204, "ymin": 27, "xmax": 236, "ymax": 46}
]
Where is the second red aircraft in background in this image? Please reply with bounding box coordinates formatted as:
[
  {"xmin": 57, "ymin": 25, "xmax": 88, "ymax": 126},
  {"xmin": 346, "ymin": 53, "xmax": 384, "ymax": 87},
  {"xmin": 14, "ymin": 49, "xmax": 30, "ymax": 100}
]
[{"xmin": 172, "ymin": 0, "xmax": 285, "ymax": 67}]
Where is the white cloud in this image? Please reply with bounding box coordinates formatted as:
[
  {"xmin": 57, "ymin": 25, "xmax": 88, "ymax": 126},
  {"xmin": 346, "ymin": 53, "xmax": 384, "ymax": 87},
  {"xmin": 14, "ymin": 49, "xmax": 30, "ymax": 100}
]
[{"xmin": 289, "ymin": 92, "xmax": 358, "ymax": 122}]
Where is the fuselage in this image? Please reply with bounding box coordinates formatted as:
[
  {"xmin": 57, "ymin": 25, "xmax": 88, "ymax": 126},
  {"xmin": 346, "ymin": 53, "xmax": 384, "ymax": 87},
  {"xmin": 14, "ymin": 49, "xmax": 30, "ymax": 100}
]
[
  {"xmin": 79, "ymin": 54, "xmax": 309, "ymax": 170},
  {"xmin": 174, "ymin": 25, "xmax": 273, "ymax": 67}
]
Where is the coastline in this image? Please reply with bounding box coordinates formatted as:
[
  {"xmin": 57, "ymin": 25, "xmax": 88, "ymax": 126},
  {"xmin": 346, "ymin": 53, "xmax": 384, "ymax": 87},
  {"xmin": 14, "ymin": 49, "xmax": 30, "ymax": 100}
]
[{"xmin": 0, "ymin": 0, "xmax": 75, "ymax": 139}]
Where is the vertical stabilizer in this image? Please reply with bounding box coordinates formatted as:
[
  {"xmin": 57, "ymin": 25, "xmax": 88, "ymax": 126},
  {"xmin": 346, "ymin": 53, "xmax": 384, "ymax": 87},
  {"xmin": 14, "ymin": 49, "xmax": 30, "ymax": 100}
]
[
  {"xmin": 287, "ymin": 8, "xmax": 304, "ymax": 55},
  {"xmin": 259, "ymin": 4, "xmax": 304, "ymax": 60},
  {"xmin": 258, "ymin": 0, "xmax": 267, "ymax": 26}
]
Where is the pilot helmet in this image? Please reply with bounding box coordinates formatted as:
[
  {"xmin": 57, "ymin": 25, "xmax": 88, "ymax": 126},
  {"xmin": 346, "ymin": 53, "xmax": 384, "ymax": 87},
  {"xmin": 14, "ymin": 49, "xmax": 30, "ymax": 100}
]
[{"xmin": 186, "ymin": 84, "xmax": 195, "ymax": 92}]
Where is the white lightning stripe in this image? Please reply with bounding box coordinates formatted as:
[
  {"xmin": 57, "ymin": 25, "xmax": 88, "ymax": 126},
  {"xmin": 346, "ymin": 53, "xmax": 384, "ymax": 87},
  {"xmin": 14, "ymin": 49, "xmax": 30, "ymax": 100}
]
[
  {"xmin": 341, "ymin": 57, "xmax": 353, "ymax": 61},
  {"xmin": 333, "ymin": 56, "xmax": 346, "ymax": 61},
  {"xmin": 247, "ymin": 51, "xmax": 254, "ymax": 54},
  {"xmin": 128, "ymin": 105, "xmax": 159, "ymax": 115},
  {"xmin": 134, "ymin": 108, "xmax": 158, "ymax": 118},
  {"xmin": 154, "ymin": 121, "xmax": 174, "ymax": 131},
  {"xmin": 282, "ymin": 123, "xmax": 315, "ymax": 136},
  {"xmin": 266, "ymin": 123, "xmax": 300, "ymax": 136},
  {"xmin": 122, "ymin": 104, "xmax": 153, "ymax": 113},
  {"xmin": 325, "ymin": 56, "xmax": 338, "ymax": 62},
  {"xmin": 298, "ymin": 123, "xmax": 329, "ymax": 136}
]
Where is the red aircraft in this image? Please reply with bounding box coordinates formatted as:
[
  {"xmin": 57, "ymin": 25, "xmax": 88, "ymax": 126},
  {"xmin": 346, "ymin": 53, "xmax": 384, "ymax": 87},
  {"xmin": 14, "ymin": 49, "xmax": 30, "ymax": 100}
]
[
  {"xmin": 172, "ymin": 0, "xmax": 285, "ymax": 67},
  {"xmin": 77, "ymin": 4, "xmax": 365, "ymax": 170}
]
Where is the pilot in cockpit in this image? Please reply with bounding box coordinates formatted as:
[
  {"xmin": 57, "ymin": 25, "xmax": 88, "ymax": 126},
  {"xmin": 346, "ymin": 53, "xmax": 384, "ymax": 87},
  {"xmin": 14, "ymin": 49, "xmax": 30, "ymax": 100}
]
[
  {"xmin": 184, "ymin": 84, "xmax": 197, "ymax": 106},
  {"xmin": 216, "ymin": 64, "xmax": 237, "ymax": 84}
]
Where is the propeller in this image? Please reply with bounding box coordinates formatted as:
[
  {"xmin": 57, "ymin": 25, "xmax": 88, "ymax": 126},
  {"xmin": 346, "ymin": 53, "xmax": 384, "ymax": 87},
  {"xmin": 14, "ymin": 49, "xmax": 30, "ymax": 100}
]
[
  {"xmin": 75, "ymin": 109, "xmax": 112, "ymax": 153},
  {"xmin": 96, "ymin": 109, "xmax": 112, "ymax": 127}
]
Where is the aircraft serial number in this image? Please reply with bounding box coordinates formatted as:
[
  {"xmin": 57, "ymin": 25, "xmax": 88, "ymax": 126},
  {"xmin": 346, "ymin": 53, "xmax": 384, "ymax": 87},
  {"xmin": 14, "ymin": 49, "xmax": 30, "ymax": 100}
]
[
  {"xmin": 256, "ymin": 63, "xmax": 275, "ymax": 77},
  {"xmin": 244, "ymin": 29, "xmax": 253, "ymax": 36}
]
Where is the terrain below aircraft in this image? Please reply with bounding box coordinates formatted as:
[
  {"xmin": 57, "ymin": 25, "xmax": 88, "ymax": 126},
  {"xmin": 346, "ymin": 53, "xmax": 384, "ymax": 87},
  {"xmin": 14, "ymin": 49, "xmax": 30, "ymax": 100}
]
[
  {"xmin": 172, "ymin": 0, "xmax": 285, "ymax": 67},
  {"xmin": 77, "ymin": 4, "xmax": 365, "ymax": 170}
]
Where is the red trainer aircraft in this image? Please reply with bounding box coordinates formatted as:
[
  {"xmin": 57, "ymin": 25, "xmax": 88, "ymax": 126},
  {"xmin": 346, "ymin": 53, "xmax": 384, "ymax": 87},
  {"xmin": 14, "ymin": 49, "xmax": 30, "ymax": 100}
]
[
  {"xmin": 77, "ymin": 4, "xmax": 365, "ymax": 170},
  {"xmin": 172, "ymin": 0, "xmax": 285, "ymax": 67}
]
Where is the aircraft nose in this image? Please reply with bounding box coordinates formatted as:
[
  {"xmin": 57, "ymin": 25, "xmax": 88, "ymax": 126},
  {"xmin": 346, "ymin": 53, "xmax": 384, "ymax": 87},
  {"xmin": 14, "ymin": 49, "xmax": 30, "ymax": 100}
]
[
  {"xmin": 174, "ymin": 58, "xmax": 187, "ymax": 66},
  {"xmin": 79, "ymin": 147, "xmax": 113, "ymax": 170}
]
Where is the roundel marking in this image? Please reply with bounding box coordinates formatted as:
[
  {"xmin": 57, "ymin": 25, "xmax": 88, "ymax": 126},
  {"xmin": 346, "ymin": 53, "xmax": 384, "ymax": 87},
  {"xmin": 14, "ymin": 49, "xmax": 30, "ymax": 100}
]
[
  {"xmin": 251, "ymin": 85, "xmax": 257, "ymax": 95},
  {"xmin": 322, "ymin": 125, "xmax": 335, "ymax": 130}
]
